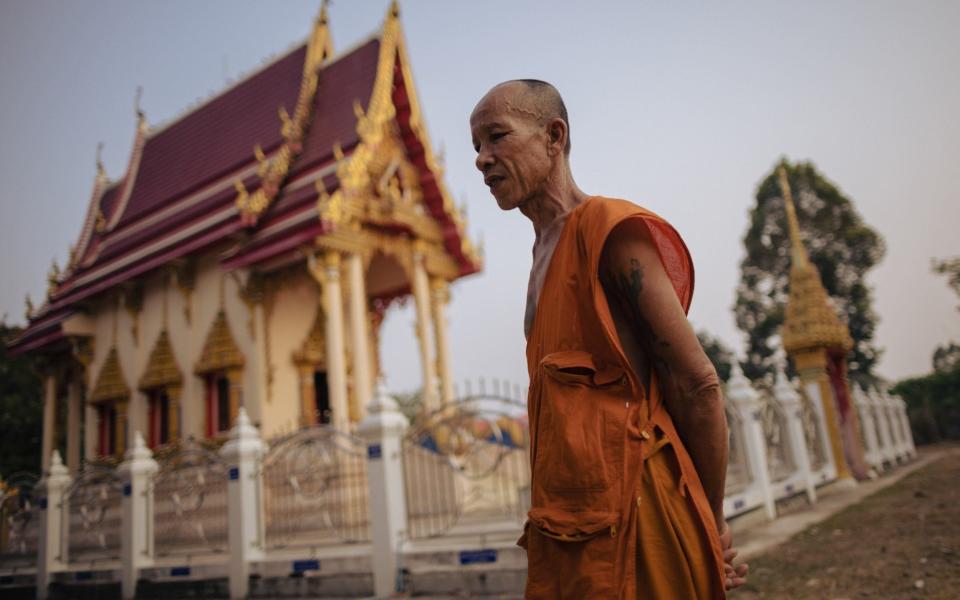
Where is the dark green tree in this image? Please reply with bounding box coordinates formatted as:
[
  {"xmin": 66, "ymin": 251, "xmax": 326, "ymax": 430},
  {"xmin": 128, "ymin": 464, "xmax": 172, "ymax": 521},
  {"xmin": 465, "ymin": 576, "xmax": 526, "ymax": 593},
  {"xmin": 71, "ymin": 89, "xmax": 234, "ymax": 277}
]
[
  {"xmin": 932, "ymin": 256, "xmax": 960, "ymax": 312},
  {"xmin": 697, "ymin": 330, "xmax": 735, "ymax": 383},
  {"xmin": 735, "ymin": 159, "xmax": 885, "ymax": 386},
  {"xmin": 0, "ymin": 319, "xmax": 43, "ymax": 477}
]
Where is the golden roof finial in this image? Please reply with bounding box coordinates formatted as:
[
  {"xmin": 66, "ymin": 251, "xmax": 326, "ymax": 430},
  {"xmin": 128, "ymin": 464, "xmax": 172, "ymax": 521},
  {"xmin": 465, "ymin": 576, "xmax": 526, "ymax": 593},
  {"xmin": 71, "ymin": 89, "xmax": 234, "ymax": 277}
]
[
  {"xmin": 134, "ymin": 86, "xmax": 148, "ymax": 131},
  {"xmin": 777, "ymin": 163, "xmax": 809, "ymax": 270},
  {"xmin": 95, "ymin": 142, "xmax": 106, "ymax": 180},
  {"xmin": 24, "ymin": 294, "xmax": 34, "ymax": 321},
  {"xmin": 389, "ymin": 0, "xmax": 400, "ymax": 18},
  {"xmin": 319, "ymin": 0, "xmax": 330, "ymax": 25}
]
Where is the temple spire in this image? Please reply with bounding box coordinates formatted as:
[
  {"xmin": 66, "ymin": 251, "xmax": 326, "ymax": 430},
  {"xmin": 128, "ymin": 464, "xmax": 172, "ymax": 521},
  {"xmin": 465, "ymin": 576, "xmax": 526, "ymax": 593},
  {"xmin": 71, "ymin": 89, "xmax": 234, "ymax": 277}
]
[
  {"xmin": 777, "ymin": 164, "xmax": 809, "ymax": 270},
  {"xmin": 779, "ymin": 161, "xmax": 852, "ymax": 354}
]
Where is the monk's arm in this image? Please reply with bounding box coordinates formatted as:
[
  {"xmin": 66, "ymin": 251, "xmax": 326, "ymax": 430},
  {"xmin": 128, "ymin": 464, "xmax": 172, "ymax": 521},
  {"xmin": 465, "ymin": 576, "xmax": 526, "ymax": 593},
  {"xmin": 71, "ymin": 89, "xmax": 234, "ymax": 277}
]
[{"xmin": 599, "ymin": 219, "xmax": 728, "ymax": 524}]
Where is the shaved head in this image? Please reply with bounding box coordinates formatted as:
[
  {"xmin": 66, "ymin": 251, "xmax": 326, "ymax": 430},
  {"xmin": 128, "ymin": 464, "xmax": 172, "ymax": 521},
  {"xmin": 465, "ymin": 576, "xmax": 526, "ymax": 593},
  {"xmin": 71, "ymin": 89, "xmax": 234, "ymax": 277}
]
[{"xmin": 487, "ymin": 79, "xmax": 571, "ymax": 155}]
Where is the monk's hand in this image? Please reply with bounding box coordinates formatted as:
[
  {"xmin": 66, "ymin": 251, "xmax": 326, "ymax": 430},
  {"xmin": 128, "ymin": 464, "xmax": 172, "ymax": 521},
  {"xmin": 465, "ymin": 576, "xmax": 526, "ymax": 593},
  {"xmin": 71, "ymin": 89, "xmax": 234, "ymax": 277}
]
[{"xmin": 719, "ymin": 520, "xmax": 748, "ymax": 590}]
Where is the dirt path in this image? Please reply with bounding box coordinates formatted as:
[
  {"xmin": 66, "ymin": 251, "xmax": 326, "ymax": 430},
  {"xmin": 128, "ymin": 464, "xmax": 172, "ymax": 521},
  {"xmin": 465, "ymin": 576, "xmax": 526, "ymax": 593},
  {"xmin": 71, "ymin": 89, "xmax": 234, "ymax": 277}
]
[{"xmin": 735, "ymin": 447, "xmax": 960, "ymax": 599}]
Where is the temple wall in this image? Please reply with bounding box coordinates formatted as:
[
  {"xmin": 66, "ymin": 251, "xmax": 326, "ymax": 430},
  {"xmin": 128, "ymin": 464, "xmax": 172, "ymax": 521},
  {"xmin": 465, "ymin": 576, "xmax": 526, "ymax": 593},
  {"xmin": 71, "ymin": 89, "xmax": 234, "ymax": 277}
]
[
  {"xmin": 262, "ymin": 273, "xmax": 320, "ymax": 438},
  {"xmin": 79, "ymin": 250, "xmax": 379, "ymax": 456}
]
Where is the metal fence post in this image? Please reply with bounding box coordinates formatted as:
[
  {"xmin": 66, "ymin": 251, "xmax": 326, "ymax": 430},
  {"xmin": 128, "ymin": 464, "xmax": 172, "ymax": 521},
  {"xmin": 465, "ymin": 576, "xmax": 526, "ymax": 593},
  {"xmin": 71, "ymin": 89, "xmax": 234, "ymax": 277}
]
[
  {"xmin": 36, "ymin": 451, "xmax": 71, "ymax": 600},
  {"xmin": 118, "ymin": 432, "xmax": 158, "ymax": 600},
  {"xmin": 357, "ymin": 381, "xmax": 409, "ymax": 598},
  {"xmin": 727, "ymin": 364, "xmax": 776, "ymax": 520},
  {"xmin": 220, "ymin": 408, "xmax": 266, "ymax": 600}
]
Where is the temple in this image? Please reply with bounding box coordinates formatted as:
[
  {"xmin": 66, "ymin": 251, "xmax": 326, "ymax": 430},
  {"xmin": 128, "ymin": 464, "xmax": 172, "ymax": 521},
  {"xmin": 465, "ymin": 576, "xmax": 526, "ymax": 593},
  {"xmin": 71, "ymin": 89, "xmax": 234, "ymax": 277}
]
[
  {"xmin": 778, "ymin": 165, "xmax": 869, "ymax": 481},
  {"xmin": 8, "ymin": 1, "xmax": 481, "ymax": 473}
]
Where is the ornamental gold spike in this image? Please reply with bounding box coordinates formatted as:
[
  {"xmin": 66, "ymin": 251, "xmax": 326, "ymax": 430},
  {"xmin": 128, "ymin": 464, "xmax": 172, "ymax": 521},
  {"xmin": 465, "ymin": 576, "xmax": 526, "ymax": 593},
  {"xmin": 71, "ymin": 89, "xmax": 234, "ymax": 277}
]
[{"xmin": 777, "ymin": 163, "xmax": 809, "ymax": 270}]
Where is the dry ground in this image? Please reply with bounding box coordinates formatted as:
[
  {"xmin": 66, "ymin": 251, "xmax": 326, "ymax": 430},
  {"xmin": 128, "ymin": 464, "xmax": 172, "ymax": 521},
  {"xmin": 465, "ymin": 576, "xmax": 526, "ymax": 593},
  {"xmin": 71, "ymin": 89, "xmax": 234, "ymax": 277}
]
[{"xmin": 736, "ymin": 447, "xmax": 960, "ymax": 599}]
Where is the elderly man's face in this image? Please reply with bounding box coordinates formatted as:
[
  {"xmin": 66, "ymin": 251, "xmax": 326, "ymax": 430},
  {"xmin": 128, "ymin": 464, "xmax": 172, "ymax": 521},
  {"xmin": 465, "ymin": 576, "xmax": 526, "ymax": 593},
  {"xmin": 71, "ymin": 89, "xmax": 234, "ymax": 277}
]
[{"xmin": 470, "ymin": 85, "xmax": 551, "ymax": 211}]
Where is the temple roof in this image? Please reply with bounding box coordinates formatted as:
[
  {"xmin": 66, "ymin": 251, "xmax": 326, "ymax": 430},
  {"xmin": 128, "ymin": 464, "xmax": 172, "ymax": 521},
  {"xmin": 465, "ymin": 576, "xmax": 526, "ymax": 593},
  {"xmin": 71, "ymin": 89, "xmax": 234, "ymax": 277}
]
[
  {"xmin": 11, "ymin": 2, "xmax": 480, "ymax": 355},
  {"xmin": 779, "ymin": 165, "xmax": 854, "ymax": 355}
]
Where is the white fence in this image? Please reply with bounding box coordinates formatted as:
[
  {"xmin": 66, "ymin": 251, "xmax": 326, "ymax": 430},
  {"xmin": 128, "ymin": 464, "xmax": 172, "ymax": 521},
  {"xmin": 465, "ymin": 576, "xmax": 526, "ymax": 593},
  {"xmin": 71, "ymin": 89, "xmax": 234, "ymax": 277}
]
[{"xmin": 1, "ymin": 375, "xmax": 916, "ymax": 599}]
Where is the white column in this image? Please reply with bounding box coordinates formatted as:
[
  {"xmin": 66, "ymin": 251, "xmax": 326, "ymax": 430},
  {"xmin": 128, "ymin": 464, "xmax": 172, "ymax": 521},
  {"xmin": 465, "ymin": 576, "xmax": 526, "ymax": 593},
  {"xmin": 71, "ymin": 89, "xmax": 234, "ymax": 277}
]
[
  {"xmin": 727, "ymin": 364, "xmax": 776, "ymax": 520},
  {"xmin": 321, "ymin": 252, "xmax": 350, "ymax": 432},
  {"xmin": 41, "ymin": 374, "xmax": 57, "ymax": 473},
  {"xmin": 84, "ymin": 401, "xmax": 98, "ymax": 461},
  {"xmin": 881, "ymin": 390, "xmax": 904, "ymax": 463},
  {"xmin": 36, "ymin": 450, "xmax": 71, "ymax": 600},
  {"xmin": 357, "ymin": 381, "xmax": 410, "ymax": 598},
  {"xmin": 890, "ymin": 391, "xmax": 910, "ymax": 461},
  {"xmin": 773, "ymin": 367, "xmax": 817, "ymax": 504},
  {"xmin": 118, "ymin": 432, "xmax": 158, "ymax": 600},
  {"xmin": 220, "ymin": 408, "xmax": 266, "ymax": 600},
  {"xmin": 800, "ymin": 379, "xmax": 839, "ymax": 481},
  {"xmin": 871, "ymin": 388, "xmax": 897, "ymax": 466},
  {"xmin": 895, "ymin": 395, "xmax": 916, "ymax": 458},
  {"xmin": 430, "ymin": 277, "xmax": 454, "ymax": 405},
  {"xmin": 852, "ymin": 385, "xmax": 882, "ymax": 473},
  {"xmin": 347, "ymin": 253, "xmax": 372, "ymax": 422},
  {"xmin": 411, "ymin": 244, "xmax": 439, "ymax": 412},
  {"xmin": 66, "ymin": 379, "xmax": 82, "ymax": 473}
]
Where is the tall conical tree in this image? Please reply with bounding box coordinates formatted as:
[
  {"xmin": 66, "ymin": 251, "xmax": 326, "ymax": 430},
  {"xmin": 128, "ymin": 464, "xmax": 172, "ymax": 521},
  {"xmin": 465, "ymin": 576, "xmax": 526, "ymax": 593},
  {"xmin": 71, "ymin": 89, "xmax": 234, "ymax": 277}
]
[{"xmin": 735, "ymin": 159, "xmax": 885, "ymax": 385}]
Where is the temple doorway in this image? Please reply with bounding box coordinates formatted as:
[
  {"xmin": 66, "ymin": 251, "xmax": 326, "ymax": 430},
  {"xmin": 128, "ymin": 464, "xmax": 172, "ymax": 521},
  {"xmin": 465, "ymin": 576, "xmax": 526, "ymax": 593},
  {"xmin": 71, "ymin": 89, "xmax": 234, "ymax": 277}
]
[{"xmin": 314, "ymin": 370, "xmax": 331, "ymax": 425}]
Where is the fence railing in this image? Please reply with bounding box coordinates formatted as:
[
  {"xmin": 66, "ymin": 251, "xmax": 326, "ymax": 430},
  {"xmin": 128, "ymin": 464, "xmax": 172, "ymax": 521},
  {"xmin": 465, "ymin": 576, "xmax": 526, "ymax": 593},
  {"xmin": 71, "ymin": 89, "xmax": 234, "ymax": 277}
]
[
  {"xmin": 402, "ymin": 395, "xmax": 529, "ymax": 539},
  {"xmin": 6, "ymin": 374, "xmax": 916, "ymax": 599},
  {"xmin": 262, "ymin": 425, "xmax": 370, "ymax": 549}
]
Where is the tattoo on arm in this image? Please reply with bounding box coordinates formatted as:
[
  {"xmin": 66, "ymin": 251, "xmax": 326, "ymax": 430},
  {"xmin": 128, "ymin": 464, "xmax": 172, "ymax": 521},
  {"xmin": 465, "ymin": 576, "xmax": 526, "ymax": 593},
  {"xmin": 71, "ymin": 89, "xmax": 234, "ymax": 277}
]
[{"xmin": 612, "ymin": 258, "xmax": 670, "ymax": 356}]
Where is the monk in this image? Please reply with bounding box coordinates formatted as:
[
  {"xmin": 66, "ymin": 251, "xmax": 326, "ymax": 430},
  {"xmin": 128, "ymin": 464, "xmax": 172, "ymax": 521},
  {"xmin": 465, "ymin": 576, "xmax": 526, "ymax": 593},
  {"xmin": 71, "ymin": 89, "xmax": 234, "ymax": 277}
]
[{"xmin": 470, "ymin": 80, "xmax": 749, "ymax": 598}]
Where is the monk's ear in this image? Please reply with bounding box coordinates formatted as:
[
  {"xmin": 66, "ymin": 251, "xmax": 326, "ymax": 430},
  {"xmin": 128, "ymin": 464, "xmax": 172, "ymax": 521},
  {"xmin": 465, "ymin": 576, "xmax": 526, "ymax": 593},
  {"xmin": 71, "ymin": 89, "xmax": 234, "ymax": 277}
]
[{"xmin": 545, "ymin": 117, "xmax": 567, "ymax": 157}]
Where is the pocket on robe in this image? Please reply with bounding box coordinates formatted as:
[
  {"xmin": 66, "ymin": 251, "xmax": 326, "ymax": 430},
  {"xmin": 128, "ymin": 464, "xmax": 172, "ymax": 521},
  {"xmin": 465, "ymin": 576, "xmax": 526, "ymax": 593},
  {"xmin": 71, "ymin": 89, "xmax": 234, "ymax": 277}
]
[
  {"xmin": 534, "ymin": 350, "xmax": 626, "ymax": 494},
  {"xmin": 525, "ymin": 507, "xmax": 619, "ymax": 598}
]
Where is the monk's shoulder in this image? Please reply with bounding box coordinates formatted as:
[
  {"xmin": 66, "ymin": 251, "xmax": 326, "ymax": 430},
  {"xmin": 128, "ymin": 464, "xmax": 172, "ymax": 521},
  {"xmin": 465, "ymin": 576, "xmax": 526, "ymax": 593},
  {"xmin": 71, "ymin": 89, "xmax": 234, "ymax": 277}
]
[{"xmin": 577, "ymin": 196, "xmax": 666, "ymax": 241}]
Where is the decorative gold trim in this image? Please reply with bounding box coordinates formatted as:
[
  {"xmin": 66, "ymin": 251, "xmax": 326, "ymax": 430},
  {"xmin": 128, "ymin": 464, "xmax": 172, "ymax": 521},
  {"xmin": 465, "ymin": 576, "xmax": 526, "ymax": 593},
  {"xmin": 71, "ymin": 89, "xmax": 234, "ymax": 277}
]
[
  {"xmin": 234, "ymin": 2, "xmax": 331, "ymax": 225},
  {"xmin": 317, "ymin": 3, "xmax": 480, "ymax": 275},
  {"xmin": 90, "ymin": 346, "xmax": 129, "ymax": 403},
  {"xmin": 139, "ymin": 329, "xmax": 183, "ymax": 391},
  {"xmin": 195, "ymin": 310, "xmax": 245, "ymax": 374}
]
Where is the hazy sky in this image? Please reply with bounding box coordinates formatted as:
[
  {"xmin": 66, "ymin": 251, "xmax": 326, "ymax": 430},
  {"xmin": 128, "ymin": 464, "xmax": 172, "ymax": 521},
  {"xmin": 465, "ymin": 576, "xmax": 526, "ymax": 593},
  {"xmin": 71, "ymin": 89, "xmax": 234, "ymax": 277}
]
[{"xmin": 1, "ymin": 1, "xmax": 957, "ymax": 393}]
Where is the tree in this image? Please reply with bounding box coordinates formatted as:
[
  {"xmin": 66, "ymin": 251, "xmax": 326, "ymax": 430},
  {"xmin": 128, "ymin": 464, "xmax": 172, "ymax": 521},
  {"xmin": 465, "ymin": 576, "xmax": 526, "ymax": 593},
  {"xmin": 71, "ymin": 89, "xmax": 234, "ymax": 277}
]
[
  {"xmin": 697, "ymin": 330, "xmax": 735, "ymax": 383},
  {"xmin": 735, "ymin": 159, "xmax": 885, "ymax": 386},
  {"xmin": 892, "ymin": 350, "xmax": 960, "ymax": 445},
  {"xmin": 932, "ymin": 256, "xmax": 960, "ymax": 312},
  {"xmin": 0, "ymin": 320, "xmax": 43, "ymax": 477}
]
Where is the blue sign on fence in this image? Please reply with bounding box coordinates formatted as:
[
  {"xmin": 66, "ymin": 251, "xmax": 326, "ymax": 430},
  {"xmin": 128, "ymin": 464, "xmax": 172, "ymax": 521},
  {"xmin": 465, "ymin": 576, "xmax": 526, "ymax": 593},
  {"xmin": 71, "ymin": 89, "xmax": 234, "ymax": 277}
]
[
  {"xmin": 459, "ymin": 549, "xmax": 497, "ymax": 565},
  {"xmin": 367, "ymin": 444, "xmax": 382, "ymax": 460},
  {"xmin": 75, "ymin": 571, "xmax": 93, "ymax": 581},
  {"xmin": 39, "ymin": 498, "xmax": 47, "ymax": 510},
  {"xmin": 293, "ymin": 559, "xmax": 320, "ymax": 572},
  {"xmin": 229, "ymin": 467, "xmax": 239, "ymax": 481},
  {"xmin": 171, "ymin": 567, "xmax": 191, "ymax": 577},
  {"xmin": 123, "ymin": 483, "xmax": 132, "ymax": 497}
]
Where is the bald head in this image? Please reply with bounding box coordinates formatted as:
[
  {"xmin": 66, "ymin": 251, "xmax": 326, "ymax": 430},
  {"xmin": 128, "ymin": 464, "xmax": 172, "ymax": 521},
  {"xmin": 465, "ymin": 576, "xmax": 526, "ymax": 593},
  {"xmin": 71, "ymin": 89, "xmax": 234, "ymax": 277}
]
[{"xmin": 481, "ymin": 79, "xmax": 571, "ymax": 155}]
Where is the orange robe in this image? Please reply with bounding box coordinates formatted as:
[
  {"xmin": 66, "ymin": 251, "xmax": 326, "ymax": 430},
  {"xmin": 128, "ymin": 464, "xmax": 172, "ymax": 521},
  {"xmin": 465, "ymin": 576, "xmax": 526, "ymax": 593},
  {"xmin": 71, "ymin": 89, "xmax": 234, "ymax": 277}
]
[{"xmin": 521, "ymin": 197, "xmax": 726, "ymax": 599}]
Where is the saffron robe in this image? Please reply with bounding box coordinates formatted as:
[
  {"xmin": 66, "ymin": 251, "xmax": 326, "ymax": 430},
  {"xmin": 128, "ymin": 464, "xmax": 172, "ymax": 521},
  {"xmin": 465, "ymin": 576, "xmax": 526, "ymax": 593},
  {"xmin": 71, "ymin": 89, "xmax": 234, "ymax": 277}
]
[{"xmin": 521, "ymin": 197, "xmax": 726, "ymax": 599}]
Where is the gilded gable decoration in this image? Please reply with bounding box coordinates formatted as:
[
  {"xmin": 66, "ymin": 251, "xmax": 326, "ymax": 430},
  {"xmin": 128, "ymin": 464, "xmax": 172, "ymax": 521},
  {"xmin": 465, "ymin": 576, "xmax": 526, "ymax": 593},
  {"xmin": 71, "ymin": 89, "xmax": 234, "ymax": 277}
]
[
  {"xmin": 91, "ymin": 346, "xmax": 129, "ymax": 403},
  {"xmin": 139, "ymin": 330, "xmax": 182, "ymax": 391},
  {"xmin": 195, "ymin": 310, "xmax": 245, "ymax": 374},
  {"xmin": 234, "ymin": 2, "xmax": 332, "ymax": 226}
]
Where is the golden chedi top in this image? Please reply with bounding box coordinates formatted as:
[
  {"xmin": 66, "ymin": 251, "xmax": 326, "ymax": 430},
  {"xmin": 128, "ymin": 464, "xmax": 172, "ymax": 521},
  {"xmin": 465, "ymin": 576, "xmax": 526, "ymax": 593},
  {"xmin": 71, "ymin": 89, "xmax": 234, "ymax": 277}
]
[{"xmin": 778, "ymin": 165, "xmax": 854, "ymax": 355}]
